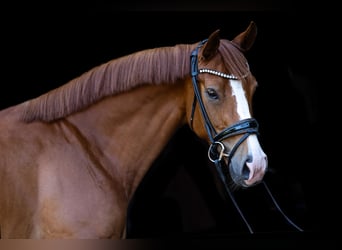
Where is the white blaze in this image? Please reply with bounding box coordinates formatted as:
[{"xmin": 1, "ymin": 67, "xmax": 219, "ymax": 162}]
[
  {"xmin": 230, "ymin": 80, "xmax": 267, "ymax": 182},
  {"xmin": 230, "ymin": 80, "xmax": 251, "ymax": 120}
]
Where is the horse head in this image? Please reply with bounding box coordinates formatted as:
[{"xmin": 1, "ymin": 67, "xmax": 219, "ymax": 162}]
[{"xmin": 188, "ymin": 21, "xmax": 268, "ymax": 188}]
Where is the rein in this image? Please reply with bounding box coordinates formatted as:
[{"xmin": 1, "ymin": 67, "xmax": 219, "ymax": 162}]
[{"xmin": 190, "ymin": 39, "xmax": 303, "ymax": 234}]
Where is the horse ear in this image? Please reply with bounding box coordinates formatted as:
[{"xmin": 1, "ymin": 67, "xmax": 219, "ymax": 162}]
[
  {"xmin": 202, "ymin": 29, "xmax": 220, "ymax": 60},
  {"xmin": 231, "ymin": 21, "xmax": 257, "ymax": 52}
]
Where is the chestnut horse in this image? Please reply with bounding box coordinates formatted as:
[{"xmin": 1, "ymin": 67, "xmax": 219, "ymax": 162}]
[{"xmin": 0, "ymin": 21, "xmax": 267, "ymax": 238}]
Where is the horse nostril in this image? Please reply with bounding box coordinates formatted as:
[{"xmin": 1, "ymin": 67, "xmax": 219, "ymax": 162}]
[{"xmin": 242, "ymin": 164, "xmax": 250, "ymax": 180}]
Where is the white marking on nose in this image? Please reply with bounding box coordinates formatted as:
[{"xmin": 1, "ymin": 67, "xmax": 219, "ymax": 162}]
[
  {"xmin": 230, "ymin": 80, "xmax": 267, "ymax": 183},
  {"xmin": 230, "ymin": 80, "xmax": 250, "ymax": 120}
]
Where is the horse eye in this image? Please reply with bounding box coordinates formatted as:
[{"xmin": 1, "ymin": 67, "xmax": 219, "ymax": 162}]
[{"xmin": 206, "ymin": 88, "xmax": 219, "ymax": 100}]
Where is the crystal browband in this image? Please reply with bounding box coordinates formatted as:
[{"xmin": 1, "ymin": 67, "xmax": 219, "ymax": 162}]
[{"xmin": 199, "ymin": 68, "xmax": 249, "ymax": 80}]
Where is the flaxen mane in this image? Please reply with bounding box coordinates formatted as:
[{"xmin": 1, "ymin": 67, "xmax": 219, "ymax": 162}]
[{"xmin": 20, "ymin": 39, "xmax": 250, "ymax": 122}]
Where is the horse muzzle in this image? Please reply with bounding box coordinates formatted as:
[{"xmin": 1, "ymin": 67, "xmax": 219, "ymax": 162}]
[{"xmin": 208, "ymin": 136, "xmax": 268, "ymax": 188}]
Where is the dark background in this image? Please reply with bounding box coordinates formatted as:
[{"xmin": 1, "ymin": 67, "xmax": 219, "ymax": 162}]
[{"xmin": 1, "ymin": 0, "xmax": 338, "ymax": 247}]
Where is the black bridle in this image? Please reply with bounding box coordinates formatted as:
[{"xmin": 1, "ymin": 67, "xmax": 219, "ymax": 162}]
[
  {"xmin": 190, "ymin": 39, "xmax": 258, "ymax": 182},
  {"xmin": 189, "ymin": 39, "xmax": 303, "ymax": 234}
]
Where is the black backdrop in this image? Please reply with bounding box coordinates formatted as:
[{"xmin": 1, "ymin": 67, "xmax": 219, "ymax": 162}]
[{"xmin": 1, "ymin": 0, "xmax": 338, "ymax": 248}]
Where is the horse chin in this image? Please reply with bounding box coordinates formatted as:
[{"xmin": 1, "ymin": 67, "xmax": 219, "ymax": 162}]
[
  {"xmin": 230, "ymin": 171, "xmax": 262, "ymax": 188},
  {"xmin": 230, "ymin": 176, "xmax": 249, "ymax": 189},
  {"xmin": 218, "ymin": 162, "xmax": 246, "ymax": 190},
  {"xmin": 227, "ymin": 162, "xmax": 259, "ymax": 189},
  {"xmin": 226, "ymin": 156, "xmax": 266, "ymax": 188},
  {"xmin": 230, "ymin": 177, "xmax": 260, "ymax": 189},
  {"xmin": 242, "ymin": 179, "xmax": 261, "ymax": 188}
]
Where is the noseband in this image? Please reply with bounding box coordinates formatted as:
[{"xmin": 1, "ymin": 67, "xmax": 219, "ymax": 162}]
[{"xmin": 189, "ymin": 39, "xmax": 303, "ymax": 234}]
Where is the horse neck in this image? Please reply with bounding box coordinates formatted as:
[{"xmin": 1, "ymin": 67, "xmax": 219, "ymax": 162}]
[{"xmin": 67, "ymin": 82, "xmax": 187, "ymax": 199}]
